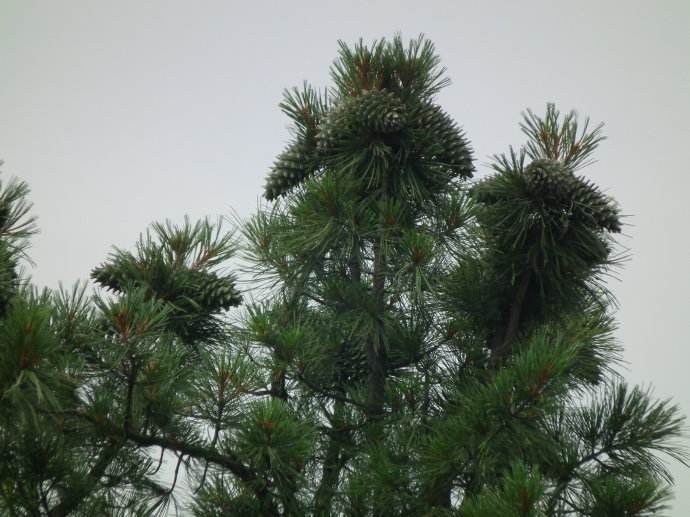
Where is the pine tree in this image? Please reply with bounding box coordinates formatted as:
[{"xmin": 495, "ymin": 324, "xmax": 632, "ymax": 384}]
[{"xmin": 0, "ymin": 36, "xmax": 687, "ymax": 516}]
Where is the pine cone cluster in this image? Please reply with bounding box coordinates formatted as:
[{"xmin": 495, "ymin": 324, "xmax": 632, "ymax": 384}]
[
  {"xmin": 266, "ymin": 87, "xmax": 474, "ymax": 199},
  {"xmin": 316, "ymin": 94, "xmax": 473, "ymax": 177}
]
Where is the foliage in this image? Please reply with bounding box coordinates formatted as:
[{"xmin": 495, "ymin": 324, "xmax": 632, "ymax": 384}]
[{"xmin": 0, "ymin": 36, "xmax": 686, "ymax": 516}]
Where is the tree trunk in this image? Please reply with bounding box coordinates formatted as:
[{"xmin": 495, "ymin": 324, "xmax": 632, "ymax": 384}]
[
  {"xmin": 314, "ymin": 400, "xmax": 349, "ymax": 515},
  {"xmin": 489, "ymin": 268, "xmax": 531, "ymax": 365},
  {"xmin": 365, "ymin": 211, "xmax": 387, "ymax": 426}
]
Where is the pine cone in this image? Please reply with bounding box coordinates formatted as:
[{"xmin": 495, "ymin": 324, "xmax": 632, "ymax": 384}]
[
  {"xmin": 411, "ymin": 102, "xmax": 474, "ymax": 179},
  {"xmin": 91, "ymin": 262, "xmax": 128, "ymax": 292},
  {"xmin": 315, "ymin": 96, "xmax": 366, "ymax": 155},
  {"xmin": 175, "ymin": 268, "xmax": 242, "ymax": 312},
  {"xmin": 352, "ymin": 89, "xmax": 406, "ymax": 134},
  {"xmin": 334, "ymin": 341, "xmax": 367, "ymax": 382},
  {"xmin": 524, "ymin": 159, "xmax": 576, "ymax": 203},
  {"xmin": 264, "ymin": 140, "xmax": 317, "ymax": 200},
  {"xmin": 315, "ymin": 89, "xmax": 406, "ymax": 154},
  {"xmin": 525, "ymin": 159, "xmax": 621, "ymax": 232},
  {"xmin": 194, "ymin": 271, "xmax": 242, "ymax": 311},
  {"xmin": 570, "ymin": 178, "xmax": 622, "ymax": 232}
]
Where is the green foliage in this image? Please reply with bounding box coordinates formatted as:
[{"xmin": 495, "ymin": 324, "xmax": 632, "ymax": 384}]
[
  {"xmin": 0, "ymin": 36, "xmax": 687, "ymax": 517},
  {"xmin": 580, "ymin": 475, "xmax": 671, "ymax": 516},
  {"xmin": 192, "ymin": 476, "xmax": 263, "ymax": 517},
  {"xmin": 235, "ymin": 399, "xmax": 313, "ymax": 488},
  {"xmin": 566, "ymin": 383, "xmax": 687, "ymax": 482},
  {"xmin": 0, "ymin": 165, "xmax": 37, "ymax": 317},
  {"xmin": 462, "ymin": 463, "xmax": 546, "ymax": 517},
  {"xmin": 92, "ymin": 217, "xmax": 241, "ymax": 346},
  {"xmin": 0, "ymin": 289, "xmax": 73, "ymax": 421}
]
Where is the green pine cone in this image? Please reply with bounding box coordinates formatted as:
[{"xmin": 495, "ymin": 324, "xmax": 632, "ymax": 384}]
[
  {"xmin": 315, "ymin": 89, "xmax": 406, "ymax": 154},
  {"xmin": 524, "ymin": 158, "xmax": 576, "ymax": 203},
  {"xmin": 175, "ymin": 268, "xmax": 242, "ymax": 311},
  {"xmin": 315, "ymin": 98, "xmax": 359, "ymax": 154},
  {"xmin": 334, "ymin": 341, "xmax": 368, "ymax": 382},
  {"xmin": 354, "ymin": 89, "xmax": 406, "ymax": 134},
  {"xmin": 91, "ymin": 262, "xmax": 128, "ymax": 292},
  {"xmin": 523, "ymin": 159, "xmax": 621, "ymax": 232},
  {"xmin": 569, "ymin": 178, "xmax": 622, "ymax": 233},
  {"xmin": 411, "ymin": 102, "xmax": 474, "ymax": 179},
  {"xmin": 264, "ymin": 140, "xmax": 317, "ymax": 200},
  {"xmin": 195, "ymin": 272, "xmax": 242, "ymax": 311}
]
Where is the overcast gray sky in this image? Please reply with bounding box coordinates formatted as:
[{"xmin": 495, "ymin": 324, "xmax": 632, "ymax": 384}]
[{"xmin": 1, "ymin": 0, "xmax": 689, "ymax": 514}]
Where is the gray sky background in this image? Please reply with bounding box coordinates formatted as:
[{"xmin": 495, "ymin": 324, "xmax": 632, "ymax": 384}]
[{"xmin": 1, "ymin": 0, "xmax": 689, "ymax": 513}]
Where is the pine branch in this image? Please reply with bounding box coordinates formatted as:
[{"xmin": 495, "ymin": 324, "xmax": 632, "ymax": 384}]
[
  {"xmin": 66, "ymin": 410, "xmax": 279, "ymax": 516},
  {"xmin": 49, "ymin": 443, "xmax": 122, "ymax": 517}
]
